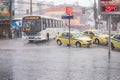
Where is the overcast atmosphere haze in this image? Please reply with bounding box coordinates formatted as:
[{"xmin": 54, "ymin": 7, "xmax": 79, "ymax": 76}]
[{"xmin": 38, "ymin": 0, "xmax": 97, "ymax": 7}]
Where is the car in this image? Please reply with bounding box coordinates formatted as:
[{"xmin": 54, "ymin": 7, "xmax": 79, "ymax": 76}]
[
  {"xmin": 111, "ymin": 33, "xmax": 120, "ymax": 50},
  {"xmin": 82, "ymin": 30, "xmax": 108, "ymax": 44},
  {"xmin": 55, "ymin": 31, "xmax": 93, "ymax": 47}
]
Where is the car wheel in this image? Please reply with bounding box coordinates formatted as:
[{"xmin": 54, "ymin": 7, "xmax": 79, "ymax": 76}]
[
  {"xmin": 57, "ymin": 40, "xmax": 62, "ymax": 46},
  {"xmin": 76, "ymin": 42, "xmax": 81, "ymax": 47},
  {"xmin": 111, "ymin": 43, "xmax": 114, "ymax": 50},
  {"xmin": 87, "ymin": 45, "xmax": 91, "ymax": 48},
  {"xmin": 95, "ymin": 39, "xmax": 99, "ymax": 44}
]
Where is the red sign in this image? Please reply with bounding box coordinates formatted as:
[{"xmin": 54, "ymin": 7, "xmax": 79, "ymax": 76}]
[
  {"xmin": 99, "ymin": 0, "xmax": 120, "ymax": 14},
  {"xmin": 66, "ymin": 7, "xmax": 73, "ymax": 15},
  {"xmin": 105, "ymin": 5, "xmax": 117, "ymax": 12}
]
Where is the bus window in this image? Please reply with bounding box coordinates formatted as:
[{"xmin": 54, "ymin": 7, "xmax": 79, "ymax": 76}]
[
  {"xmin": 57, "ymin": 21, "xmax": 59, "ymax": 28},
  {"xmin": 52, "ymin": 20, "xmax": 54, "ymax": 28},
  {"xmin": 51, "ymin": 20, "xmax": 53, "ymax": 28},
  {"xmin": 42, "ymin": 18, "xmax": 46, "ymax": 30},
  {"xmin": 55, "ymin": 20, "xmax": 57, "ymax": 28},
  {"xmin": 60, "ymin": 21, "xmax": 62, "ymax": 27},
  {"xmin": 54, "ymin": 20, "xmax": 57, "ymax": 28},
  {"xmin": 54, "ymin": 20, "xmax": 56, "ymax": 28},
  {"xmin": 48, "ymin": 19, "xmax": 50, "ymax": 28},
  {"xmin": 46, "ymin": 19, "xmax": 49, "ymax": 28},
  {"xmin": 58, "ymin": 20, "xmax": 60, "ymax": 28}
]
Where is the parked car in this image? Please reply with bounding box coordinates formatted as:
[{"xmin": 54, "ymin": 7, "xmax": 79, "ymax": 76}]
[
  {"xmin": 111, "ymin": 33, "xmax": 120, "ymax": 50},
  {"xmin": 82, "ymin": 30, "xmax": 108, "ymax": 44},
  {"xmin": 55, "ymin": 31, "xmax": 93, "ymax": 47}
]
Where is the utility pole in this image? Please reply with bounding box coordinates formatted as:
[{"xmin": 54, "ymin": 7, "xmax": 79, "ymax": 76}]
[
  {"xmin": 9, "ymin": 0, "xmax": 12, "ymax": 38},
  {"xmin": 30, "ymin": 0, "xmax": 32, "ymax": 15},
  {"xmin": 93, "ymin": 0, "xmax": 98, "ymax": 29}
]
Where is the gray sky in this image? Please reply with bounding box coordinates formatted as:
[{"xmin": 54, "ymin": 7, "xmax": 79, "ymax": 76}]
[{"xmin": 38, "ymin": 0, "xmax": 96, "ymax": 7}]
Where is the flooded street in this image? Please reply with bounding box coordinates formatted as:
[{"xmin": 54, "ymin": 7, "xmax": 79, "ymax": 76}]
[{"xmin": 0, "ymin": 39, "xmax": 120, "ymax": 80}]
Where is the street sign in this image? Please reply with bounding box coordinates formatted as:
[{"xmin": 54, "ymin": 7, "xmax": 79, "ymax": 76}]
[
  {"xmin": 66, "ymin": 6, "xmax": 73, "ymax": 15},
  {"xmin": 99, "ymin": 0, "xmax": 120, "ymax": 14},
  {"xmin": 61, "ymin": 14, "xmax": 73, "ymax": 47},
  {"xmin": 61, "ymin": 15, "xmax": 73, "ymax": 19},
  {"xmin": 12, "ymin": 21, "xmax": 22, "ymax": 28}
]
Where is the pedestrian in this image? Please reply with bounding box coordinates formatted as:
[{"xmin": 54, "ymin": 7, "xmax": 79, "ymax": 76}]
[{"xmin": 2, "ymin": 30, "xmax": 6, "ymax": 38}]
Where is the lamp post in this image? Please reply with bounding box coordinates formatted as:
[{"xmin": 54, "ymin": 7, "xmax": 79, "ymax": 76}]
[{"xmin": 9, "ymin": 0, "xmax": 12, "ymax": 38}]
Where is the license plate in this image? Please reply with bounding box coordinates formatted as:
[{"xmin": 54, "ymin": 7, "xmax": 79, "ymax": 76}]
[{"xmin": 29, "ymin": 37, "xmax": 34, "ymax": 39}]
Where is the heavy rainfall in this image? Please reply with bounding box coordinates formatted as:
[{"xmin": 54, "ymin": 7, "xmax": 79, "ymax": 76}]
[{"xmin": 0, "ymin": 0, "xmax": 120, "ymax": 80}]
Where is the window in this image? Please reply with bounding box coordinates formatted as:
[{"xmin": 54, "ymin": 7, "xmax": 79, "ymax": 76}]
[
  {"xmin": 54, "ymin": 20, "xmax": 57, "ymax": 28},
  {"xmin": 22, "ymin": 20, "xmax": 41, "ymax": 31},
  {"xmin": 46, "ymin": 19, "xmax": 49, "ymax": 28},
  {"xmin": 51, "ymin": 20, "xmax": 53, "ymax": 28},
  {"xmin": 47, "ymin": 19, "xmax": 50, "ymax": 28},
  {"xmin": 52, "ymin": 20, "xmax": 55, "ymax": 27},
  {"xmin": 60, "ymin": 21, "xmax": 63, "ymax": 27},
  {"xmin": 49, "ymin": 19, "xmax": 52, "ymax": 28},
  {"xmin": 42, "ymin": 18, "xmax": 46, "ymax": 30},
  {"xmin": 62, "ymin": 32, "xmax": 68, "ymax": 37},
  {"xmin": 37, "ymin": 20, "xmax": 41, "ymax": 31},
  {"xmin": 58, "ymin": 21, "xmax": 60, "ymax": 28},
  {"xmin": 89, "ymin": 32, "xmax": 94, "ymax": 36},
  {"xmin": 84, "ymin": 31, "xmax": 88, "ymax": 35},
  {"xmin": 67, "ymin": 33, "xmax": 73, "ymax": 38},
  {"xmin": 114, "ymin": 34, "xmax": 120, "ymax": 40}
]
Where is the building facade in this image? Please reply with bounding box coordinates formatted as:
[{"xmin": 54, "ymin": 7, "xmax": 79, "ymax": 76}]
[{"xmin": 43, "ymin": 6, "xmax": 90, "ymax": 31}]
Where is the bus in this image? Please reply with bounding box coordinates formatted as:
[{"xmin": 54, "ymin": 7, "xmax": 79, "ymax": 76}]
[{"xmin": 22, "ymin": 15, "xmax": 63, "ymax": 42}]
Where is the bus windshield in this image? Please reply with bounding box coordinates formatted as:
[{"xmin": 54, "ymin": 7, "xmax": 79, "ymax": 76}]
[{"xmin": 22, "ymin": 20, "xmax": 41, "ymax": 31}]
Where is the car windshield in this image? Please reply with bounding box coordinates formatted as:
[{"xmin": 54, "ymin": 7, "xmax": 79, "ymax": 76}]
[
  {"xmin": 73, "ymin": 33, "xmax": 84, "ymax": 38},
  {"xmin": 94, "ymin": 31, "xmax": 104, "ymax": 35}
]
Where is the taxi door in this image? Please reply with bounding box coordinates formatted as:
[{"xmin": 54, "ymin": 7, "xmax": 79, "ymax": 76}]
[
  {"xmin": 112, "ymin": 34, "xmax": 120, "ymax": 48},
  {"xmin": 115, "ymin": 36, "xmax": 120, "ymax": 48},
  {"xmin": 69, "ymin": 33, "xmax": 76, "ymax": 45},
  {"xmin": 65, "ymin": 33, "xmax": 75, "ymax": 45},
  {"xmin": 60, "ymin": 32, "xmax": 69, "ymax": 44}
]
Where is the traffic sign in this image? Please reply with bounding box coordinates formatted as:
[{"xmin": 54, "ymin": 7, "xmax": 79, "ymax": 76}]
[
  {"xmin": 61, "ymin": 15, "xmax": 73, "ymax": 19},
  {"xmin": 66, "ymin": 6, "xmax": 73, "ymax": 15}
]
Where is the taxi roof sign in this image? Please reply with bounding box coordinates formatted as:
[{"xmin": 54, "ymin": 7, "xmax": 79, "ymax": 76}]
[{"xmin": 66, "ymin": 6, "xmax": 73, "ymax": 15}]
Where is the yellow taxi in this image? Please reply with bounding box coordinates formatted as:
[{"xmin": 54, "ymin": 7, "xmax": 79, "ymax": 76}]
[
  {"xmin": 111, "ymin": 33, "xmax": 120, "ymax": 50},
  {"xmin": 55, "ymin": 31, "xmax": 93, "ymax": 47},
  {"xmin": 82, "ymin": 30, "xmax": 108, "ymax": 44}
]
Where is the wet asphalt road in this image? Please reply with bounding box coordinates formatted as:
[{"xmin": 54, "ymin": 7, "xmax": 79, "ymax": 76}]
[{"xmin": 0, "ymin": 38, "xmax": 120, "ymax": 80}]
